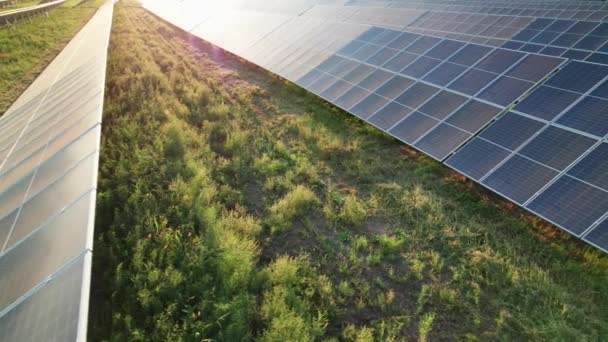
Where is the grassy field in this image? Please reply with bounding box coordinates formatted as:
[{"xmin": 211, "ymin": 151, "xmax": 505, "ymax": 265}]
[
  {"xmin": 0, "ymin": 0, "xmax": 42, "ymax": 12},
  {"xmin": 0, "ymin": 0, "xmax": 105, "ymax": 115},
  {"xmin": 89, "ymin": 1, "xmax": 608, "ymax": 341}
]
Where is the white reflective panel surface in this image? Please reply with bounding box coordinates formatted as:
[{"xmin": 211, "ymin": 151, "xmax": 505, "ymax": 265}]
[{"xmin": 0, "ymin": 253, "xmax": 88, "ymax": 342}]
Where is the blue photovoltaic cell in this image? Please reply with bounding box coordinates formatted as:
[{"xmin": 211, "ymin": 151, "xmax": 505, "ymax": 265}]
[
  {"xmin": 514, "ymin": 85, "xmax": 581, "ymax": 121},
  {"xmin": 545, "ymin": 61, "xmax": 608, "ymax": 93},
  {"xmin": 518, "ymin": 126, "xmax": 596, "ymax": 171},
  {"xmin": 556, "ymin": 96, "xmax": 608, "ymax": 137},
  {"xmin": 448, "ymin": 44, "xmax": 492, "ymax": 66},
  {"xmin": 540, "ymin": 46, "xmax": 567, "ymax": 56},
  {"xmin": 308, "ymin": 73, "xmax": 338, "ymax": 94},
  {"xmin": 552, "ymin": 33, "xmax": 582, "ymax": 48},
  {"xmin": 513, "ymin": 29, "xmax": 540, "ymax": 41},
  {"xmin": 423, "ymin": 61, "xmax": 468, "ymax": 86},
  {"xmin": 591, "ymin": 79, "xmax": 608, "ymax": 99},
  {"xmin": 342, "ymin": 64, "xmax": 376, "ymax": 84},
  {"xmin": 446, "ymin": 100, "xmax": 502, "ymax": 133},
  {"xmin": 574, "ymin": 35, "xmax": 608, "ymax": 50},
  {"xmin": 366, "ymin": 47, "xmax": 400, "ymax": 67},
  {"xmin": 446, "ymin": 137, "xmax": 511, "ymax": 180},
  {"xmin": 405, "ymin": 36, "xmax": 441, "ymax": 54},
  {"xmin": 590, "ymin": 23, "xmax": 608, "ymax": 37},
  {"xmin": 475, "ymin": 49, "xmax": 525, "ymax": 74},
  {"xmin": 527, "ymin": 18, "xmax": 554, "ymax": 31},
  {"xmin": 368, "ymin": 101, "xmax": 412, "ymax": 130},
  {"xmin": 567, "ymin": 142, "xmax": 608, "ymax": 191},
  {"xmin": 357, "ymin": 69, "xmax": 393, "ymax": 92},
  {"xmin": 567, "ymin": 21, "xmax": 598, "ymax": 35},
  {"xmin": 388, "ymin": 112, "xmax": 438, "ymax": 144},
  {"xmin": 320, "ymin": 79, "xmax": 353, "ymax": 101},
  {"xmin": 375, "ymin": 75, "xmax": 415, "ymax": 99},
  {"xmin": 520, "ymin": 44, "xmax": 543, "ymax": 53},
  {"xmin": 369, "ymin": 29, "xmax": 401, "ymax": 46},
  {"xmin": 338, "ymin": 40, "xmax": 366, "ymax": 57},
  {"xmin": 531, "ymin": 31, "xmax": 559, "ymax": 44},
  {"xmin": 328, "ymin": 59, "xmax": 360, "ymax": 78},
  {"xmin": 479, "ymin": 112, "xmax": 545, "ymax": 150},
  {"xmin": 356, "ymin": 27, "xmax": 384, "ymax": 42},
  {"xmin": 350, "ymin": 93, "xmax": 389, "ymax": 119},
  {"xmin": 418, "ymin": 91, "xmax": 467, "ymax": 120},
  {"xmin": 387, "ymin": 32, "xmax": 420, "ymax": 50},
  {"xmin": 334, "ymin": 86, "xmax": 371, "ymax": 110},
  {"xmin": 503, "ymin": 41, "xmax": 524, "ymax": 50},
  {"xmin": 448, "ymin": 68, "xmax": 497, "ymax": 96},
  {"xmin": 546, "ymin": 19, "xmax": 576, "ymax": 32},
  {"xmin": 383, "ymin": 51, "xmax": 418, "ymax": 72},
  {"xmin": 587, "ymin": 53, "xmax": 608, "ymax": 65},
  {"xmin": 394, "ymin": 82, "xmax": 439, "ymax": 109},
  {"xmin": 483, "ymin": 154, "xmax": 559, "ymax": 204},
  {"xmin": 425, "ymin": 40, "xmax": 465, "ymax": 59},
  {"xmin": 402, "ymin": 56, "xmax": 441, "ymax": 78},
  {"xmin": 584, "ymin": 219, "xmax": 608, "ymax": 251},
  {"xmin": 415, "ymin": 123, "xmax": 470, "ymax": 160},
  {"xmin": 527, "ymin": 175, "xmax": 608, "ymax": 235},
  {"xmin": 316, "ymin": 55, "xmax": 343, "ymax": 72},
  {"xmin": 352, "ymin": 44, "xmax": 381, "ymax": 61},
  {"xmin": 478, "ymin": 76, "xmax": 533, "ymax": 106},
  {"xmin": 506, "ymin": 54, "xmax": 564, "ymax": 82},
  {"xmin": 296, "ymin": 69, "xmax": 324, "ymax": 88},
  {"xmin": 562, "ymin": 49, "xmax": 591, "ymax": 61}
]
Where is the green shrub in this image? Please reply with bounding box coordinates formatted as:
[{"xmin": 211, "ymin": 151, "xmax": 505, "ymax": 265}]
[
  {"xmin": 343, "ymin": 324, "xmax": 374, "ymax": 342},
  {"xmin": 418, "ymin": 312, "xmax": 436, "ymax": 342},
  {"xmin": 338, "ymin": 194, "xmax": 368, "ymax": 225},
  {"xmin": 266, "ymin": 185, "xmax": 319, "ymax": 233}
]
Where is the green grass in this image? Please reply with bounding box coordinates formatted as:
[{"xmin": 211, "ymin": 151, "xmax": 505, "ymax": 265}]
[
  {"xmin": 0, "ymin": 0, "xmax": 42, "ymax": 12},
  {"xmin": 0, "ymin": 0, "xmax": 104, "ymax": 115},
  {"xmin": 89, "ymin": 1, "xmax": 608, "ymax": 341}
]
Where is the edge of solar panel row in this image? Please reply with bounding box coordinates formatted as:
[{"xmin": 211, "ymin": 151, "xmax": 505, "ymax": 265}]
[
  {"xmin": 0, "ymin": 1, "xmax": 114, "ymax": 340},
  {"xmin": 144, "ymin": 0, "xmax": 608, "ymax": 254}
]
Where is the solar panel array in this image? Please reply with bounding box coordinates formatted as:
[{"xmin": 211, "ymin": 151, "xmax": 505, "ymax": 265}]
[
  {"xmin": 0, "ymin": 1, "xmax": 114, "ymax": 340},
  {"xmin": 145, "ymin": 0, "xmax": 608, "ymax": 253}
]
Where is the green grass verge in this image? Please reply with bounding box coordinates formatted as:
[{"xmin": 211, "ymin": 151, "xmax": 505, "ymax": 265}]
[
  {"xmin": 0, "ymin": 0, "xmax": 42, "ymax": 12},
  {"xmin": 89, "ymin": 1, "xmax": 608, "ymax": 341},
  {"xmin": 0, "ymin": 0, "xmax": 105, "ymax": 115}
]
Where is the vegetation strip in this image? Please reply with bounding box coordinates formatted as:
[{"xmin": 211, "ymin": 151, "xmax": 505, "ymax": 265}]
[{"xmin": 90, "ymin": 1, "xmax": 608, "ymax": 340}]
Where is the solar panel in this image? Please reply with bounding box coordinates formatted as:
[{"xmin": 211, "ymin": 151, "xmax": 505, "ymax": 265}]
[
  {"xmin": 0, "ymin": 1, "xmax": 113, "ymax": 340},
  {"xmin": 144, "ymin": 0, "xmax": 608, "ymax": 253}
]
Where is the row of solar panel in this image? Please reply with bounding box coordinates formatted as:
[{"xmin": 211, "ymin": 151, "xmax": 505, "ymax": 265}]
[
  {"xmin": 407, "ymin": 13, "xmax": 608, "ymax": 60},
  {"xmin": 291, "ymin": 22, "xmax": 608, "ymax": 246},
  {"xmin": 0, "ymin": 2, "xmax": 113, "ymax": 341},
  {"xmin": 383, "ymin": 0, "xmax": 608, "ymax": 11},
  {"xmin": 144, "ymin": 0, "xmax": 608, "ymax": 250},
  {"xmin": 350, "ymin": 0, "xmax": 608, "ymax": 22},
  {"xmin": 235, "ymin": 0, "xmax": 604, "ymax": 248},
  {"xmin": 160, "ymin": 0, "xmax": 608, "ymax": 251}
]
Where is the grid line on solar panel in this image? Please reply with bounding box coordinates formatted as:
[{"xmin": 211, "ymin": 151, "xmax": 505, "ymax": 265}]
[
  {"xmin": 461, "ymin": 62, "xmax": 605, "ymax": 187},
  {"xmin": 401, "ymin": 13, "xmax": 608, "ymax": 60},
  {"xmin": 335, "ymin": 37, "xmax": 558, "ymax": 111},
  {"xmin": 582, "ymin": 214, "xmax": 608, "ymax": 252},
  {"xmin": 0, "ymin": 252, "xmax": 87, "ymax": 342},
  {"xmin": 314, "ymin": 30, "xmax": 566, "ymax": 160},
  {"xmin": 525, "ymin": 175, "xmax": 608, "ymax": 236},
  {"xmin": 0, "ymin": 149, "xmax": 99, "ymax": 254},
  {"xmin": 299, "ymin": 60, "xmax": 496, "ymax": 163},
  {"xmin": 512, "ymin": 84, "xmax": 608, "ymax": 207}
]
